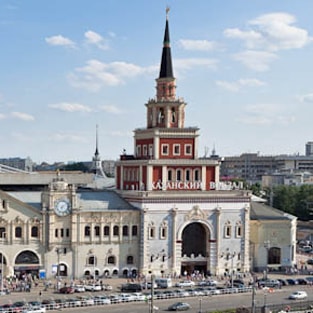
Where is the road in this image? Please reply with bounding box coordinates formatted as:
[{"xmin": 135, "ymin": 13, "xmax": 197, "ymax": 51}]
[{"xmin": 13, "ymin": 286, "xmax": 310, "ymax": 313}]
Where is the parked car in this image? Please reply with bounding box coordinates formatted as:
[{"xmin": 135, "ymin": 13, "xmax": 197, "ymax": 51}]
[
  {"xmin": 289, "ymin": 291, "xmax": 308, "ymax": 300},
  {"xmin": 168, "ymin": 302, "xmax": 191, "ymax": 311},
  {"xmin": 296, "ymin": 278, "xmax": 309, "ymax": 285},
  {"xmin": 59, "ymin": 286, "xmax": 75, "ymax": 294},
  {"xmin": 286, "ymin": 278, "xmax": 298, "ymax": 285},
  {"xmin": 175, "ymin": 280, "xmax": 195, "ymax": 288},
  {"xmin": 84, "ymin": 284, "xmax": 102, "ymax": 292},
  {"xmin": 102, "ymin": 284, "xmax": 112, "ymax": 291},
  {"xmin": 93, "ymin": 295, "xmax": 111, "ymax": 305},
  {"xmin": 307, "ymin": 258, "xmax": 313, "ymax": 265},
  {"xmin": 258, "ymin": 279, "xmax": 280, "ymax": 288},
  {"xmin": 74, "ymin": 285, "xmax": 85, "ymax": 292},
  {"xmin": 76, "ymin": 296, "xmax": 94, "ymax": 306},
  {"xmin": 23, "ymin": 306, "xmax": 46, "ymax": 313}
]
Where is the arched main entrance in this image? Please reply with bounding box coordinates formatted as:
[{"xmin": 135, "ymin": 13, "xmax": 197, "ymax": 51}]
[
  {"xmin": 181, "ymin": 222, "xmax": 209, "ymax": 276},
  {"xmin": 14, "ymin": 250, "xmax": 40, "ymax": 279}
]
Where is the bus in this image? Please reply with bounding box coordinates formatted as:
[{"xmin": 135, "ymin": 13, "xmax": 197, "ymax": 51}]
[{"xmin": 154, "ymin": 278, "xmax": 172, "ymax": 289}]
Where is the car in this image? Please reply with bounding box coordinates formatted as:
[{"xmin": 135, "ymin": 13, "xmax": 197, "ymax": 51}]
[
  {"xmin": 59, "ymin": 286, "xmax": 75, "ymax": 294},
  {"xmin": 258, "ymin": 279, "xmax": 281, "ymax": 288},
  {"xmin": 23, "ymin": 306, "xmax": 46, "ymax": 313},
  {"xmin": 102, "ymin": 284, "xmax": 113, "ymax": 291},
  {"xmin": 84, "ymin": 284, "xmax": 102, "ymax": 292},
  {"xmin": 307, "ymin": 258, "xmax": 313, "ymax": 265},
  {"xmin": 168, "ymin": 302, "xmax": 191, "ymax": 311},
  {"xmin": 74, "ymin": 284, "xmax": 85, "ymax": 292},
  {"xmin": 175, "ymin": 280, "xmax": 195, "ymax": 288},
  {"xmin": 93, "ymin": 295, "xmax": 111, "ymax": 305},
  {"xmin": 289, "ymin": 291, "xmax": 308, "ymax": 300},
  {"xmin": 76, "ymin": 296, "xmax": 94, "ymax": 306}
]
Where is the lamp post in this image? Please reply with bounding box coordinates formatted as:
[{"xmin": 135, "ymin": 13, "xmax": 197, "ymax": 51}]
[
  {"xmin": 198, "ymin": 296, "xmax": 203, "ymax": 313},
  {"xmin": 264, "ymin": 241, "xmax": 271, "ymax": 280},
  {"xmin": 230, "ymin": 252, "xmax": 236, "ymax": 289},
  {"xmin": 0, "ymin": 232, "xmax": 5, "ymax": 295},
  {"xmin": 55, "ymin": 248, "xmax": 61, "ymax": 291}
]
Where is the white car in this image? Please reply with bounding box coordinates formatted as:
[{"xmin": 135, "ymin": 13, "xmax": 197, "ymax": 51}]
[
  {"xmin": 175, "ymin": 280, "xmax": 195, "ymax": 288},
  {"xmin": 289, "ymin": 291, "xmax": 308, "ymax": 300},
  {"xmin": 93, "ymin": 295, "xmax": 111, "ymax": 305},
  {"xmin": 24, "ymin": 306, "xmax": 46, "ymax": 313},
  {"xmin": 84, "ymin": 284, "xmax": 102, "ymax": 291},
  {"xmin": 74, "ymin": 285, "xmax": 85, "ymax": 292}
]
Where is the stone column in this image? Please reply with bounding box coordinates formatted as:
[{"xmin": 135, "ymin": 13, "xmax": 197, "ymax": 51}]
[{"xmin": 171, "ymin": 207, "xmax": 177, "ymax": 275}]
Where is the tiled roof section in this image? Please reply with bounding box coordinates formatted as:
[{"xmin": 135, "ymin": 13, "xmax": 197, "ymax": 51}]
[
  {"xmin": 250, "ymin": 201, "xmax": 296, "ymax": 221},
  {"xmin": 77, "ymin": 190, "xmax": 137, "ymax": 211},
  {"xmin": 8, "ymin": 190, "xmax": 137, "ymax": 212},
  {"xmin": 159, "ymin": 18, "xmax": 174, "ymax": 79}
]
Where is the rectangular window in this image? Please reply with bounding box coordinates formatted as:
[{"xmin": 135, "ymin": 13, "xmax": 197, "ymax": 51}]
[
  {"xmin": 55, "ymin": 229, "xmax": 58, "ymax": 238},
  {"xmin": 162, "ymin": 144, "xmax": 169, "ymax": 155},
  {"xmin": 149, "ymin": 144, "xmax": 153, "ymax": 158},
  {"xmin": 149, "ymin": 227, "xmax": 155, "ymax": 239},
  {"xmin": 185, "ymin": 144, "xmax": 192, "ymax": 155},
  {"xmin": 136, "ymin": 145, "xmax": 141, "ymax": 157},
  {"xmin": 225, "ymin": 226, "xmax": 231, "ymax": 238},
  {"xmin": 60, "ymin": 229, "xmax": 64, "ymax": 238},
  {"xmin": 160, "ymin": 227, "xmax": 167, "ymax": 239},
  {"xmin": 143, "ymin": 145, "xmax": 147, "ymax": 156},
  {"xmin": 66, "ymin": 228, "xmax": 70, "ymax": 237},
  {"xmin": 236, "ymin": 226, "xmax": 242, "ymax": 237},
  {"xmin": 173, "ymin": 144, "xmax": 180, "ymax": 155}
]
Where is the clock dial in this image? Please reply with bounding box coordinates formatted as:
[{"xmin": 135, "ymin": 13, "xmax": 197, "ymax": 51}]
[{"xmin": 54, "ymin": 199, "xmax": 71, "ymax": 216}]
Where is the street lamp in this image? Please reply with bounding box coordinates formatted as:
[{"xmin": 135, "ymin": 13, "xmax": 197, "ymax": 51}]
[
  {"xmin": 55, "ymin": 248, "xmax": 62, "ymax": 291},
  {"xmin": 0, "ymin": 232, "xmax": 5, "ymax": 295},
  {"xmin": 264, "ymin": 241, "xmax": 271, "ymax": 280},
  {"xmin": 230, "ymin": 252, "xmax": 236, "ymax": 289},
  {"xmin": 198, "ymin": 297, "xmax": 203, "ymax": 313}
]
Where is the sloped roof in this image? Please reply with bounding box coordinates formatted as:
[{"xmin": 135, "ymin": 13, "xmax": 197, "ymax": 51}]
[
  {"xmin": 250, "ymin": 201, "xmax": 296, "ymax": 221},
  {"xmin": 7, "ymin": 189, "xmax": 137, "ymax": 212}
]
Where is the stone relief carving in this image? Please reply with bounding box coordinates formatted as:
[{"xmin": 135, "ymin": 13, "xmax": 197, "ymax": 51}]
[{"xmin": 185, "ymin": 205, "xmax": 206, "ymax": 221}]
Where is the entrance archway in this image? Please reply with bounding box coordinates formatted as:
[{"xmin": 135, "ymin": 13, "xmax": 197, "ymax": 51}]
[
  {"xmin": 181, "ymin": 222, "xmax": 209, "ymax": 276},
  {"xmin": 14, "ymin": 250, "xmax": 40, "ymax": 279}
]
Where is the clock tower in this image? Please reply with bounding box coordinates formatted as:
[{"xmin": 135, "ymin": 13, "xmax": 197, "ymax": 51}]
[{"xmin": 41, "ymin": 171, "xmax": 77, "ymax": 252}]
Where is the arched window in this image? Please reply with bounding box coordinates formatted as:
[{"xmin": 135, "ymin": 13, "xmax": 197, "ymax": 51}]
[
  {"xmin": 194, "ymin": 169, "xmax": 200, "ymax": 181},
  {"xmin": 127, "ymin": 255, "xmax": 134, "ymax": 264},
  {"xmin": 185, "ymin": 169, "xmax": 191, "ymax": 181},
  {"xmin": 176, "ymin": 169, "xmax": 182, "ymax": 181},
  {"xmin": 94, "ymin": 226, "xmax": 100, "ymax": 237},
  {"xmin": 84, "ymin": 226, "xmax": 90, "ymax": 237},
  {"xmin": 132, "ymin": 225, "xmax": 138, "ymax": 236},
  {"xmin": 31, "ymin": 226, "xmax": 38, "ymax": 237},
  {"xmin": 88, "ymin": 256, "xmax": 96, "ymax": 266},
  {"xmin": 113, "ymin": 226, "xmax": 119, "ymax": 236},
  {"xmin": 167, "ymin": 169, "xmax": 173, "ymax": 181},
  {"xmin": 103, "ymin": 226, "xmax": 110, "ymax": 236},
  {"xmin": 122, "ymin": 225, "xmax": 129, "ymax": 236},
  {"xmin": 108, "ymin": 256, "xmax": 115, "ymax": 264},
  {"xmin": 268, "ymin": 247, "xmax": 281, "ymax": 264},
  {"xmin": 15, "ymin": 226, "xmax": 22, "ymax": 238},
  {"xmin": 0, "ymin": 228, "xmax": 6, "ymax": 238}
]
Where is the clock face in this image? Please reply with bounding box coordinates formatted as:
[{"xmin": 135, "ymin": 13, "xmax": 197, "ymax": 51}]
[{"xmin": 54, "ymin": 199, "xmax": 71, "ymax": 216}]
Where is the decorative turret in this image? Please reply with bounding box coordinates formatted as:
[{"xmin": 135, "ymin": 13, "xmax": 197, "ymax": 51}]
[{"xmin": 146, "ymin": 7, "xmax": 186, "ymax": 130}]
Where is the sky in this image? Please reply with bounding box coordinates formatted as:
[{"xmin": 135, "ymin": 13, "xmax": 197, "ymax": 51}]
[{"xmin": 1, "ymin": 0, "xmax": 313, "ymax": 164}]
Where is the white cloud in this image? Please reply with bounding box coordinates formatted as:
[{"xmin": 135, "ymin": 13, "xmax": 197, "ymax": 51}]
[
  {"xmin": 216, "ymin": 78, "xmax": 266, "ymax": 92},
  {"xmin": 233, "ymin": 50, "xmax": 277, "ymax": 71},
  {"xmin": 175, "ymin": 58, "xmax": 218, "ymax": 71},
  {"xmin": 45, "ymin": 35, "xmax": 76, "ymax": 48},
  {"xmin": 84, "ymin": 30, "xmax": 109, "ymax": 50},
  {"xmin": 299, "ymin": 93, "xmax": 313, "ymax": 103},
  {"xmin": 49, "ymin": 132, "xmax": 87, "ymax": 143},
  {"xmin": 99, "ymin": 105, "xmax": 123, "ymax": 114},
  {"xmin": 237, "ymin": 103, "xmax": 295, "ymax": 125},
  {"xmin": 224, "ymin": 12, "xmax": 312, "ymax": 52},
  {"xmin": 68, "ymin": 59, "xmax": 146, "ymax": 91},
  {"xmin": 11, "ymin": 111, "xmax": 35, "ymax": 121},
  {"xmin": 178, "ymin": 39, "xmax": 218, "ymax": 51},
  {"xmin": 0, "ymin": 113, "xmax": 6, "ymax": 120},
  {"xmin": 49, "ymin": 102, "xmax": 92, "ymax": 112}
]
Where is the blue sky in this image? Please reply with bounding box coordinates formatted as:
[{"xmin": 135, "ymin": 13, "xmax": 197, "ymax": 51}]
[{"xmin": 1, "ymin": 0, "xmax": 313, "ymax": 164}]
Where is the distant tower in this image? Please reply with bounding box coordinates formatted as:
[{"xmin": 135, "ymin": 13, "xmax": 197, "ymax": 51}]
[
  {"xmin": 91, "ymin": 125, "xmax": 106, "ymax": 177},
  {"xmin": 305, "ymin": 141, "xmax": 313, "ymax": 156}
]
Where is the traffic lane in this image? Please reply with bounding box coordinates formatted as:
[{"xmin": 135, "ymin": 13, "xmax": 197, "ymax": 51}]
[{"xmin": 37, "ymin": 288, "xmax": 313, "ymax": 313}]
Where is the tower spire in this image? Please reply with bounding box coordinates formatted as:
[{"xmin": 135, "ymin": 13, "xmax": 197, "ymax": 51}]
[
  {"xmin": 159, "ymin": 7, "xmax": 174, "ymax": 79},
  {"xmin": 95, "ymin": 124, "xmax": 99, "ymax": 157}
]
